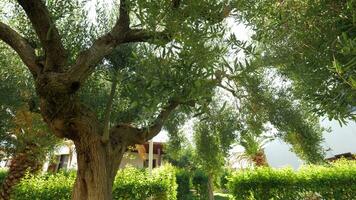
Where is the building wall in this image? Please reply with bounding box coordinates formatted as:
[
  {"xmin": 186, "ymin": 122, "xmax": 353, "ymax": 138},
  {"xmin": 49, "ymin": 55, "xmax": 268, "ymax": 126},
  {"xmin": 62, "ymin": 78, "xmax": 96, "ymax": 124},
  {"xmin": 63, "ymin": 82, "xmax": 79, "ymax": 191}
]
[
  {"xmin": 119, "ymin": 152, "xmax": 162, "ymax": 168},
  {"xmin": 43, "ymin": 145, "xmax": 163, "ymax": 172}
]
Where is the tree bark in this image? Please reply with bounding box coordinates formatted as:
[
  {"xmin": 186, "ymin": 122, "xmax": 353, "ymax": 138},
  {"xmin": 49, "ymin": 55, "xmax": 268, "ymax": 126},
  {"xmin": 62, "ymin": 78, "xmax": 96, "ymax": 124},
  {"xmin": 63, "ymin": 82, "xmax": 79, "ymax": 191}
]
[
  {"xmin": 36, "ymin": 89, "xmax": 126, "ymax": 200},
  {"xmin": 71, "ymin": 138, "xmax": 125, "ymax": 200}
]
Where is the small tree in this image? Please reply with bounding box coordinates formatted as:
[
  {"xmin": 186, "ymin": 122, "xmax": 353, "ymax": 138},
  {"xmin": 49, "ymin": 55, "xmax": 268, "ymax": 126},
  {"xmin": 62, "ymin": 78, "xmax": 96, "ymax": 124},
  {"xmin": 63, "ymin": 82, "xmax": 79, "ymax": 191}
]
[
  {"xmin": 193, "ymin": 103, "xmax": 240, "ymax": 200},
  {"xmin": 236, "ymin": 132, "xmax": 270, "ymax": 167},
  {"xmin": 0, "ymin": 106, "xmax": 58, "ymax": 200}
]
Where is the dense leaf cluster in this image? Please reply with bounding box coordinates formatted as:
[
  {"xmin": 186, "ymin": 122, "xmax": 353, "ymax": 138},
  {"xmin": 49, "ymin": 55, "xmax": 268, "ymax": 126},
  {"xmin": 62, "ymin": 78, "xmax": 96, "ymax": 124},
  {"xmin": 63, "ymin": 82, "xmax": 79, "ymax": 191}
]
[
  {"xmin": 234, "ymin": 0, "xmax": 356, "ymax": 121},
  {"xmin": 228, "ymin": 160, "xmax": 356, "ymax": 200},
  {"xmin": 175, "ymin": 168, "xmax": 210, "ymax": 200}
]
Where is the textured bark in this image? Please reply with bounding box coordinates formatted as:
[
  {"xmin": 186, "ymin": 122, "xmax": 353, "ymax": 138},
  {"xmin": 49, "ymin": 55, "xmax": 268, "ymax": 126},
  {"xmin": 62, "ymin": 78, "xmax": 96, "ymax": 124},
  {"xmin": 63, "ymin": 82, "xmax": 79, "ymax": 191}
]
[
  {"xmin": 72, "ymin": 139, "xmax": 125, "ymax": 200},
  {"xmin": 17, "ymin": 0, "xmax": 67, "ymax": 70},
  {"xmin": 0, "ymin": 148, "xmax": 40, "ymax": 200},
  {"xmin": 252, "ymin": 150, "xmax": 269, "ymax": 167},
  {"xmin": 0, "ymin": 22, "xmax": 39, "ymax": 75}
]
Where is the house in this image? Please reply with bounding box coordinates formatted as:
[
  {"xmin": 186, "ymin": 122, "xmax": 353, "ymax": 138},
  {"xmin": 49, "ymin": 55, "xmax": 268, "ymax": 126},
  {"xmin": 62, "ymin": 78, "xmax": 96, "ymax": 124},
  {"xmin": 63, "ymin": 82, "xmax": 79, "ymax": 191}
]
[
  {"xmin": 326, "ymin": 152, "xmax": 356, "ymax": 162},
  {"xmin": 43, "ymin": 141, "xmax": 165, "ymax": 172}
]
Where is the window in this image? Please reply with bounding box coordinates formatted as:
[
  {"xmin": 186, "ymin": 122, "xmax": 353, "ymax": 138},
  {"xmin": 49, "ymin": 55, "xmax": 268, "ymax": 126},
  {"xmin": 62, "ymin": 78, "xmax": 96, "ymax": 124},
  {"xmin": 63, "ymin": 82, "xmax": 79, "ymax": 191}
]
[
  {"xmin": 143, "ymin": 159, "xmax": 157, "ymax": 168},
  {"xmin": 57, "ymin": 154, "xmax": 69, "ymax": 171}
]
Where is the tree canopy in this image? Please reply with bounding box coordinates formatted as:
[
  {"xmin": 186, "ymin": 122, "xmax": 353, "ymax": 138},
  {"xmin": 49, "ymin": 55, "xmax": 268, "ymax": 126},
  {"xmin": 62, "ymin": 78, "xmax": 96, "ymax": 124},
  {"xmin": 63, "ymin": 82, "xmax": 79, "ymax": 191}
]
[{"xmin": 234, "ymin": 0, "xmax": 356, "ymax": 122}]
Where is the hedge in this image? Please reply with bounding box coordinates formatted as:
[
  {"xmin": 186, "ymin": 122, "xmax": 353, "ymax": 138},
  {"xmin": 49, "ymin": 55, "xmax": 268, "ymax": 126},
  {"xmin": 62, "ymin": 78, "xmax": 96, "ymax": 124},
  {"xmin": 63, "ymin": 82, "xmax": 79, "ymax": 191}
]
[
  {"xmin": 8, "ymin": 165, "xmax": 176, "ymax": 200},
  {"xmin": 175, "ymin": 169, "xmax": 193, "ymax": 200},
  {"xmin": 174, "ymin": 168, "xmax": 211, "ymax": 200},
  {"xmin": 228, "ymin": 160, "xmax": 356, "ymax": 200},
  {"xmin": 192, "ymin": 169, "xmax": 209, "ymax": 200}
]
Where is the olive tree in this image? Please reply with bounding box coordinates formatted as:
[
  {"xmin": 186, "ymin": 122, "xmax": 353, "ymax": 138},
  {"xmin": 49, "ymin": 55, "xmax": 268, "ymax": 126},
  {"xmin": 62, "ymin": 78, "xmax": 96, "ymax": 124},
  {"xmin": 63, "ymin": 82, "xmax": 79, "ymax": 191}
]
[{"xmin": 0, "ymin": 0, "xmax": 230, "ymax": 199}]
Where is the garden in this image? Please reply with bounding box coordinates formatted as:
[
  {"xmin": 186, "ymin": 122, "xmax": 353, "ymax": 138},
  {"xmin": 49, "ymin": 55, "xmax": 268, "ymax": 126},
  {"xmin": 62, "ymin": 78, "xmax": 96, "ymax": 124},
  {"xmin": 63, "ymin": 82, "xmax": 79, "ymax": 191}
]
[
  {"xmin": 0, "ymin": 160, "xmax": 355, "ymax": 199},
  {"xmin": 0, "ymin": 0, "xmax": 355, "ymax": 199}
]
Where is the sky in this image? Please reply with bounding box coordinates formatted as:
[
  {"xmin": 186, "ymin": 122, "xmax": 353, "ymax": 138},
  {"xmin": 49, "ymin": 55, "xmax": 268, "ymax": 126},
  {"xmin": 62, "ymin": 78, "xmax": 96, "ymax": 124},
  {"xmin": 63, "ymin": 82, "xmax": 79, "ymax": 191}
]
[{"xmin": 265, "ymin": 120, "xmax": 356, "ymax": 169}]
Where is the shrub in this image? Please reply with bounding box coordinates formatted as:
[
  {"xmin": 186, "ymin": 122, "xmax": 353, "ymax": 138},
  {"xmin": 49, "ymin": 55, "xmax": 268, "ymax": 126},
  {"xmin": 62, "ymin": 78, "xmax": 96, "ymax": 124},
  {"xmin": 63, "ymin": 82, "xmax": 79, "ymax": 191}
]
[
  {"xmin": 228, "ymin": 160, "xmax": 356, "ymax": 200},
  {"xmin": 113, "ymin": 165, "xmax": 177, "ymax": 200},
  {"xmin": 176, "ymin": 169, "xmax": 193, "ymax": 200},
  {"xmin": 192, "ymin": 169, "xmax": 209, "ymax": 200},
  {"xmin": 13, "ymin": 171, "xmax": 74, "ymax": 200},
  {"xmin": 11, "ymin": 165, "xmax": 177, "ymax": 200},
  {"xmin": 220, "ymin": 169, "xmax": 232, "ymax": 192},
  {"xmin": 0, "ymin": 168, "xmax": 7, "ymax": 183}
]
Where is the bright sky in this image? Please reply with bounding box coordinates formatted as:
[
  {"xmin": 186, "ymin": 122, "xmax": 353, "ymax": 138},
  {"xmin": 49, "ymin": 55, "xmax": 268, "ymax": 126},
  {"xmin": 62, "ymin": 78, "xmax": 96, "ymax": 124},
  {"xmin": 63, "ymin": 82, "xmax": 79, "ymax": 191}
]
[{"xmin": 265, "ymin": 120, "xmax": 356, "ymax": 169}]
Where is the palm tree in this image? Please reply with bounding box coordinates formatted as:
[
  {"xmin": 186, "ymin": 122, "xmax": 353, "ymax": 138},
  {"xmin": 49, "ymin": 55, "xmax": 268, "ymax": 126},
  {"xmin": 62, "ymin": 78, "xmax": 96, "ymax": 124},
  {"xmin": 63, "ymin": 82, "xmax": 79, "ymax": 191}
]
[
  {"xmin": 0, "ymin": 106, "xmax": 57, "ymax": 200},
  {"xmin": 234, "ymin": 132, "xmax": 271, "ymax": 167}
]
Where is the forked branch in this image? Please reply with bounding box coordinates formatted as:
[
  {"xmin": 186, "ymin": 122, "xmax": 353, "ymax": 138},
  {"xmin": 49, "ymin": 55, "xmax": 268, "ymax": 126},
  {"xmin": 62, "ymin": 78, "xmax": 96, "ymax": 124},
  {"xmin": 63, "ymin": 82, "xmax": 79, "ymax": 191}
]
[
  {"xmin": 0, "ymin": 22, "xmax": 39, "ymax": 75},
  {"xmin": 69, "ymin": 0, "xmax": 172, "ymax": 83},
  {"xmin": 17, "ymin": 0, "xmax": 67, "ymax": 70}
]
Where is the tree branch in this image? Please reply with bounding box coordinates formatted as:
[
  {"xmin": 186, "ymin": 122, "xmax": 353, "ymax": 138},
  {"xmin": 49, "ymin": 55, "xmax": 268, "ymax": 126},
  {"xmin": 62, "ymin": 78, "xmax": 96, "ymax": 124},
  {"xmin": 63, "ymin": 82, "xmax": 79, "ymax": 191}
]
[
  {"xmin": 68, "ymin": 6, "xmax": 171, "ymax": 83},
  {"xmin": 102, "ymin": 72, "xmax": 119, "ymax": 143},
  {"xmin": 139, "ymin": 100, "xmax": 180, "ymax": 142},
  {"xmin": 0, "ymin": 22, "xmax": 39, "ymax": 75},
  {"xmin": 124, "ymin": 29, "xmax": 171, "ymax": 43},
  {"xmin": 109, "ymin": 100, "xmax": 180, "ymax": 146},
  {"xmin": 17, "ymin": 0, "xmax": 67, "ymax": 70}
]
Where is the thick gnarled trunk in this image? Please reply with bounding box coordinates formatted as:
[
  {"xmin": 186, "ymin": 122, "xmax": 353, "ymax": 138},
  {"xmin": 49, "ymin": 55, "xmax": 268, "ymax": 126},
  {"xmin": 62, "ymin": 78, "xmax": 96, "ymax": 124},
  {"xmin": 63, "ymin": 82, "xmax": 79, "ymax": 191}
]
[
  {"xmin": 37, "ymin": 93, "xmax": 127, "ymax": 200},
  {"xmin": 35, "ymin": 71, "xmax": 173, "ymax": 200},
  {"xmin": 72, "ymin": 138, "xmax": 125, "ymax": 200}
]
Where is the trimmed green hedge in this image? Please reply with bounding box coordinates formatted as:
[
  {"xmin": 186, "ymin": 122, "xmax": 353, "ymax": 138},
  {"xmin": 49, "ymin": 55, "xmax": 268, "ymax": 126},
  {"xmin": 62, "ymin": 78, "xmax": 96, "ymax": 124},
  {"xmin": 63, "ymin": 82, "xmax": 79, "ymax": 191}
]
[
  {"xmin": 228, "ymin": 160, "xmax": 356, "ymax": 200},
  {"xmin": 113, "ymin": 165, "xmax": 177, "ymax": 200},
  {"xmin": 9, "ymin": 165, "xmax": 176, "ymax": 200}
]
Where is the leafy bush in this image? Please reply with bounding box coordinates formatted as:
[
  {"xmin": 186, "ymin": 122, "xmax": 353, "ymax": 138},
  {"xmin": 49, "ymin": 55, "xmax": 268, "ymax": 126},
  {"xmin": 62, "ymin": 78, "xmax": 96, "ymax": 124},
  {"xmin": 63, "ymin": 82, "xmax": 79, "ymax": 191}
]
[
  {"xmin": 13, "ymin": 171, "xmax": 74, "ymax": 200},
  {"xmin": 176, "ymin": 169, "xmax": 193, "ymax": 200},
  {"xmin": 220, "ymin": 169, "xmax": 232, "ymax": 192},
  {"xmin": 113, "ymin": 165, "xmax": 177, "ymax": 200},
  {"xmin": 228, "ymin": 160, "xmax": 356, "ymax": 200},
  {"xmin": 192, "ymin": 169, "xmax": 209, "ymax": 200},
  {"xmin": 11, "ymin": 165, "xmax": 176, "ymax": 200},
  {"xmin": 0, "ymin": 168, "xmax": 8, "ymax": 183}
]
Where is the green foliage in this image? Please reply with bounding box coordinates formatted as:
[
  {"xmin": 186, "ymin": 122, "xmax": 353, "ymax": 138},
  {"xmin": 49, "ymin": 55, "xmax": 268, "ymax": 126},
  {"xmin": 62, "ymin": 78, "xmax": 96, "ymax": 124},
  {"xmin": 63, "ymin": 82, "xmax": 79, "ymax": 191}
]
[
  {"xmin": 0, "ymin": 43, "xmax": 58, "ymax": 160},
  {"xmin": 194, "ymin": 102, "xmax": 239, "ymax": 177},
  {"xmin": 234, "ymin": 0, "xmax": 356, "ymax": 121},
  {"xmin": 228, "ymin": 160, "xmax": 356, "ymax": 200},
  {"xmin": 13, "ymin": 171, "xmax": 74, "ymax": 200},
  {"xmin": 175, "ymin": 169, "xmax": 193, "ymax": 200},
  {"xmin": 0, "ymin": 169, "xmax": 7, "ymax": 184},
  {"xmin": 10, "ymin": 165, "xmax": 177, "ymax": 200},
  {"xmin": 214, "ymin": 193, "xmax": 232, "ymax": 200},
  {"xmin": 220, "ymin": 169, "xmax": 232, "ymax": 191},
  {"xmin": 192, "ymin": 169, "xmax": 209, "ymax": 200},
  {"xmin": 230, "ymin": 66, "xmax": 326, "ymax": 164},
  {"xmin": 113, "ymin": 165, "xmax": 177, "ymax": 200},
  {"xmin": 165, "ymin": 145, "xmax": 196, "ymax": 170}
]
